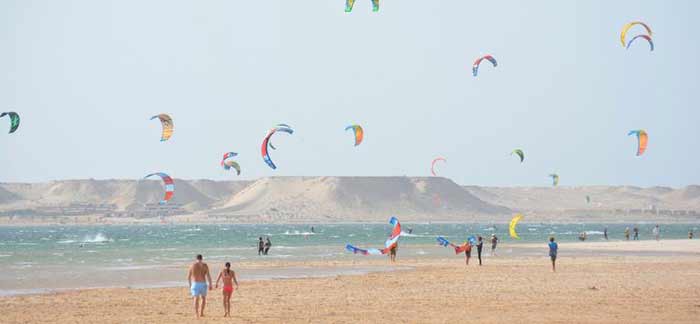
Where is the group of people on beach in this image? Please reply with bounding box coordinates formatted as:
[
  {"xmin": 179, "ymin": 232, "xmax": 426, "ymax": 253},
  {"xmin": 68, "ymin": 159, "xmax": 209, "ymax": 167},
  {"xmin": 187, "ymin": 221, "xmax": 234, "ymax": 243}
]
[
  {"xmin": 257, "ymin": 237, "xmax": 272, "ymax": 256},
  {"xmin": 187, "ymin": 254, "xmax": 239, "ymax": 318}
]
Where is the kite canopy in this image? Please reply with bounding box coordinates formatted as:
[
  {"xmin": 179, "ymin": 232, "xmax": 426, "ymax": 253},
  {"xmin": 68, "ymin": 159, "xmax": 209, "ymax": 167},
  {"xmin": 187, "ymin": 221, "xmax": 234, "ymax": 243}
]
[
  {"xmin": 344, "ymin": 124, "xmax": 364, "ymax": 146},
  {"xmin": 436, "ymin": 236, "xmax": 471, "ymax": 255},
  {"xmin": 431, "ymin": 157, "xmax": 447, "ymax": 176},
  {"xmin": 346, "ymin": 217, "xmax": 402, "ymax": 256},
  {"xmin": 549, "ymin": 174, "xmax": 560, "ymax": 187},
  {"xmin": 511, "ymin": 149, "xmax": 525, "ymax": 163},
  {"xmin": 150, "ymin": 114, "xmax": 173, "ymax": 142},
  {"xmin": 472, "ymin": 55, "xmax": 497, "ymax": 77},
  {"xmin": 0, "ymin": 112, "xmax": 20, "ymax": 134},
  {"xmin": 345, "ymin": 0, "xmax": 379, "ymax": 12},
  {"xmin": 626, "ymin": 34, "xmax": 654, "ymax": 51},
  {"xmin": 261, "ymin": 125, "xmax": 294, "ymax": 170},
  {"xmin": 144, "ymin": 172, "xmax": 175, "ymax": 204},
  {"xmin": 221, "ymin": 152, "xmax": 241, "ymax": 175},
  {"xmin": 620, "ymin": 21, "xmax": 652, "ymax": 47},
  {"xmin": 628, "ymin": 130, "xmax": 648, "ymax": 156},
  {"xmin": 509, "ymin": 214, "xmax": 523, "ymax": 239}
]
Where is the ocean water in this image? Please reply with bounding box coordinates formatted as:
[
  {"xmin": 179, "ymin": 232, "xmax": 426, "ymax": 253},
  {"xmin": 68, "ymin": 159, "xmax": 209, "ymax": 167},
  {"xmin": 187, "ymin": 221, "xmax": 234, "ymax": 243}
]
[{"xmin": 0, "ymin": 223, "xmax": 697, "ymax": 296}]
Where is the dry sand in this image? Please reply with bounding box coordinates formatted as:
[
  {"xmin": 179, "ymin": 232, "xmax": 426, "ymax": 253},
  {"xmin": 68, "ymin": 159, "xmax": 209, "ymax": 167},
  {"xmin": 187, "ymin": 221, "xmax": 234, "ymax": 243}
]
[{"xmin": 2, "ymin": 241, "xmax": 700, "ymax": 323}]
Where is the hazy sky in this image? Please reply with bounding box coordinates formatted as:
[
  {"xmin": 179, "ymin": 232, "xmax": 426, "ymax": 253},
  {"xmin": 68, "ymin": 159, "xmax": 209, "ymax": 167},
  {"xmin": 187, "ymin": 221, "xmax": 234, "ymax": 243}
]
[{"xmin": 0, "ymin": 0, "xmax": 698, "ymax": 186}]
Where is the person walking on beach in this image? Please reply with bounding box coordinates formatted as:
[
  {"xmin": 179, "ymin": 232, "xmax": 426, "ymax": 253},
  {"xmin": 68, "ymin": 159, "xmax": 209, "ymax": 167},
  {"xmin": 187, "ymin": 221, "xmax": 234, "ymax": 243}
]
[
  {"xmin": 490, "ymin": 234, "xmax": 499, "ymax": 256},
  {"xmin": 476, "ymin": 236, "xmax": 484, "ymax": 266},
  {"xmin": 548, "ymin": 237, "xmax": 558, "ymax": 272},
  {"xmin": 389, "ymin": 243, "xmax": 398, "ymax": 262},
  {"xmin": 264, "ymin": 237, "xmax": 272, "ymax": 255},
  {"xmin": 215, "ymin": 262, "xmax": 239, "ymax": 318},
  {"xmin": 653, "ymin": 225, "xmax": 660, "ymax": 241},
  {"xmin": 257, "ymin": 237, "xmax": 264, "ymax": 256},
  {"xmin": 633, "ymin": 226, "xmax": 639, "ymax": 240},
  {"xmin": 624, "ymin": 227, "xmax": 630, "ymax": 241},
  {"xmin": 603, "ymin": 227, "xmax": 608, "ymax": 240},
  {"xmin": 187, "ymin": 254, "xmax": 213, "ymax": 318}
]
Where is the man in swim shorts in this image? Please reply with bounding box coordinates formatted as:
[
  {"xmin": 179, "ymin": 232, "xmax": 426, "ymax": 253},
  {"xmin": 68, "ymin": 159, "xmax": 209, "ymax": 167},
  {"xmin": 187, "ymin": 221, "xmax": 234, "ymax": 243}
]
[
  {"xmin": 548, "ymin": 237, "xmax": 558, "ymax": 272},
  {"xmin": 187, "ymin": 254, "xmax": 212, "ymax": 318}
]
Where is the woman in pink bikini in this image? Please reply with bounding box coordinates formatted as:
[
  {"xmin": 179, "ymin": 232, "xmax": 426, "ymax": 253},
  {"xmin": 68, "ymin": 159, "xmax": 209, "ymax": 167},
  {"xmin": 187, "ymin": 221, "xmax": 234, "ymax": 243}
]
[{"xmin": 215, "ymin": 262, "xmax": 239, "ymax": 317}]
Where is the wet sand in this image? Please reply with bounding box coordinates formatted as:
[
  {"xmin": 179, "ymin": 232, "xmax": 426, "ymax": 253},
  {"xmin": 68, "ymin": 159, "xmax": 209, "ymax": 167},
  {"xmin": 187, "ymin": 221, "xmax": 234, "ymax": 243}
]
[{"xmin": 2, "ymin": 241, "xmax": 700, "ymax": 323}]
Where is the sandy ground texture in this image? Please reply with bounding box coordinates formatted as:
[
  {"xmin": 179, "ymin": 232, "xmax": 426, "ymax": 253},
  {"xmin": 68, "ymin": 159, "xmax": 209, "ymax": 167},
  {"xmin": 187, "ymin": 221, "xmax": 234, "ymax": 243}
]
[{"xmin": 2, "ymin": 248, "xmax": 700, "ymax": 323}]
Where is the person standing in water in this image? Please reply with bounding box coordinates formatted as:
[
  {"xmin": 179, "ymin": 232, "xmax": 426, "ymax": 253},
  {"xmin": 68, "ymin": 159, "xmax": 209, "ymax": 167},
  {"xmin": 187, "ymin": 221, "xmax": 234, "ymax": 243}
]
[
  {"xmin": 603, "ymin": 227, "xmax": 608, "ymax": 240},
  {"xmin": 652, "ymin": 225, "xmax": 660, "ymax": 241},
  {"xmin": 187, "ymin": 254, "xmax": 213, "ymax": 318},
  {"xmin": 264, "ymin": 237, "xmax": 272, "ymax": 255},
  {"xmin": 689, "ymin": 230, "xmax": 694, "ymax": 239},
  {"xmin": 257, "ymin": 237, "xmax": 264, "ymax": 256},
  {"xmin": 633, "ymin": 226, "xmax": 639, "ymax": 240},
  {"xmin": 215, "ymin": 262, "xmax": 239, "ymax": 318},
  {"xmin": 476, "ymin": 236, "xmax": 484, "ymax": 266},
  {"xmin": 389, "ymin": 243, "xmax": 398, "ymax": 262},
  {"xmin": 490, "ymin": 234, "xmax": 499, "ymax": 256},
  {"xmin": 548, "ymin": 237, "xmax": 558, "ymax": 272},
  {"xmin": 624, "ymin": 227, "xmax": 630, "ymax": 241}
]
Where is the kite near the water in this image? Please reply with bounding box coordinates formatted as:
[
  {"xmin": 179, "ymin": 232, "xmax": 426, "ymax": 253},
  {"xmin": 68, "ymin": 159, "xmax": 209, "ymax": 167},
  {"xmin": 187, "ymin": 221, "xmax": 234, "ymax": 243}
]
[
  {"xmin": 626, "ymin": 34, "xmax": 654, "ymax": 51},
  {"xmin": 628, "ymin": 130, "xmax": 648, "ymax": 156},
  {"xmin": 549, "ymin": 174, "xmax": 560, "ymax": 187},
  {"xmin": 150, "ymin": 114, "xmax": 173, "ymax": 142},
  {"xmin": 144, "ymin": 172, "xmax": 175, "ymax": 204},
  {"xmin": 620, "ymin": 21, "xmax": 652, "ymax": 48},
  {"xmin": 511, "ymin": 149, "xmax": 524, "ymax": 163},
  {"xmin": 345, "ymin": 0, "xmax": 379, "ymax": 12},
  {"xmin": 344, "ymin": 125, "xmax": 364, "ymax": 146},
  {"xmin": 0, "ymin": 112, "xmax": 20, "ymax": 134},
  {"xmin": 261, "ymin": 125, "xmax": 294, "ymax": 170},
  {"xmin": 221, "ymin": 152, "xmax": 241, "ymax": 175},
  {"xmin": 431, "ymin": 157, "xmax": 447, "ymax": 176},
  {"xmin": 436, "ymin": 236, "xmax": 470, "ymax": 254},
  {"xmin": 472, "ymin": 55, "xmax": 497, "ymax": 77},
  {"xmin": 346, "ymin": 217, "xmax": 401, "ymax": 256},
  {"xmin": 509, "ymin": 214, "xmax": 523, "ymax": 239}
]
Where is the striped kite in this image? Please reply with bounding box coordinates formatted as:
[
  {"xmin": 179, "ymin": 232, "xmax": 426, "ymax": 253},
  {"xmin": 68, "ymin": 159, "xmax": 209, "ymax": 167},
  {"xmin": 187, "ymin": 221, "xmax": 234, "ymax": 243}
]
[
  {"xmin": 221, "ymin": 152, "xmax": 241, "ymax": 175},
  {"xmin": 628, "ymin": 130, "xmax": 648, "ymax": 156},
  {"xmin": 144, "ymin": 172, "xmax": 175, "ymax": 204},
  {"xmin": 626, "ymin": 34, "xmax": 654, "ymax": 51},
  {"xmin": 431, "ymin": 157, "xmax": 447, "ymax": 176},
  {"xmin": 150, "ymin": 114, "xmax": 173, "ymax": 142},
  {"xmin": 262, "ymin": 125, "xmax": 294, "ymax": 169},
  {"xmin": 509, "ymin": 214, "xmax": 523, "ymax": 239},
  {"xmin": 346, "ymin": 217, "xmax": 401, "ymax": 256},
  {"xmin": 511, "ymin": 149, "xmax": 524, "ymax": 163},
  {"xmin": 0, "ymin": 112, "xmax": 20, "ymax": 134},
  {"xmin": 472, "ymin": 55, "xmax": 497, "ymax": 77},
  {"xmin": 620, "ymin": 21, "xmax": 652, "ymax": 48},
  {"xmin": 345, "ymin": 0, "xmax": 379, "ymax": 12},
  {"xmin": 345, "ymin": 124, "xmax": 364, "ymax": 146}
]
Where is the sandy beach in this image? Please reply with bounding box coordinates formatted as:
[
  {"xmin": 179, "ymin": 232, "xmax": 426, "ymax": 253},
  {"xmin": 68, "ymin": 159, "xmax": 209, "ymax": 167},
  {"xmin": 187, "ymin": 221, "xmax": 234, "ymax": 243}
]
[{"xmin": 2, "ymin": 240, "xmax": 699, "ymax": 323}]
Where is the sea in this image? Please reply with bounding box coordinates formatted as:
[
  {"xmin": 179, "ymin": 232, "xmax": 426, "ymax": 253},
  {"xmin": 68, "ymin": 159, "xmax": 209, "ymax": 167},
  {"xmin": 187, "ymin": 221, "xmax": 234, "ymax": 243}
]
[{"xmin": 0, "ymin": 223, "xmax": 697, "ymax": 296}]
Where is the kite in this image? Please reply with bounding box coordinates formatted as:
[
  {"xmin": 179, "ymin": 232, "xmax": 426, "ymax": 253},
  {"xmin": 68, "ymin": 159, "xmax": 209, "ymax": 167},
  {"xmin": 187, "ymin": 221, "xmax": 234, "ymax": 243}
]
[
  {"xmin": 144, "ymin": 172, "xmax": 175, "ymax": 204},
  {"xmin": 0, "ymin": 112, "xmax": 20, "ymax": 134},
  {"xmin": 549, "ymin": 174, "xmax": 560, "ymax": 187},
  {"xmin": 509, "ymin": 214, "xmax": 523, "ymax": 239},
  {"xmin": 346, "ymin": 217, "xmax": 401, "ymax": 256},
  {"xmin": 221, "ymin": 152, "xmax": 241, "ymax": 175},
  {"xmin": 472, "ymin": 55, "xmax": 497, "ymax": 77},
  {"xmin": 150, "ymin": 114, "xmax": 173, "ymax": 142},
  {"xmin": 626, "ymin": 34, "xmax": 654, "ymax": 51},
  {"xmin": 436, "ymin": 236, "xmax": 470, "ymax": 254},
  {"xmin": 345, "ymin": 0, "xmax": 379, "ymax": 12},
  {"xmin": 620, "ymin": 21, "xmax": 652, "ymax": 48},
  {"xmin": 261, "ymin": 125, "xmax": 294, "ymax": 170},
  {"xmin": 344, "ymin": 125, "xmax": 364, "ymax": 146},
  {"xmin": 269, "ymin": 123, "xmax": 291, "ymax": 150},
  {"xmin": 628, "ymin": 130, "xmax": 648, "ymax": 156},
  {"xmin": 511, "ymin": 149, "xmax": 524, "ymax": 163},
  {"xmin": 431, "ymin": 157, "xmax": 447, "ymax": 176}
]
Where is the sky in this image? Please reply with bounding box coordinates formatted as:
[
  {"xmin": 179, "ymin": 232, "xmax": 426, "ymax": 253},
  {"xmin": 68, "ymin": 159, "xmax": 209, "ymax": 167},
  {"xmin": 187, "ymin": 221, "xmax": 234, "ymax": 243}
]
[{"xmin": 0, "ymin": 0, "xmax": 698, "ymax": 187}]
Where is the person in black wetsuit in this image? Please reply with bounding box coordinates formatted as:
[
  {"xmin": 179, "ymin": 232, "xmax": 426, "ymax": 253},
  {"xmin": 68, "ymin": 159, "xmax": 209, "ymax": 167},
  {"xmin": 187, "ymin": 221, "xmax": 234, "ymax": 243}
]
[
  {"xmin": 257, "ymin": 237, "xmax": 264, "ymax": 256},
  {"xmin": 476, "ymin": 236, "xmax": 484, "ymax": 266}
]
